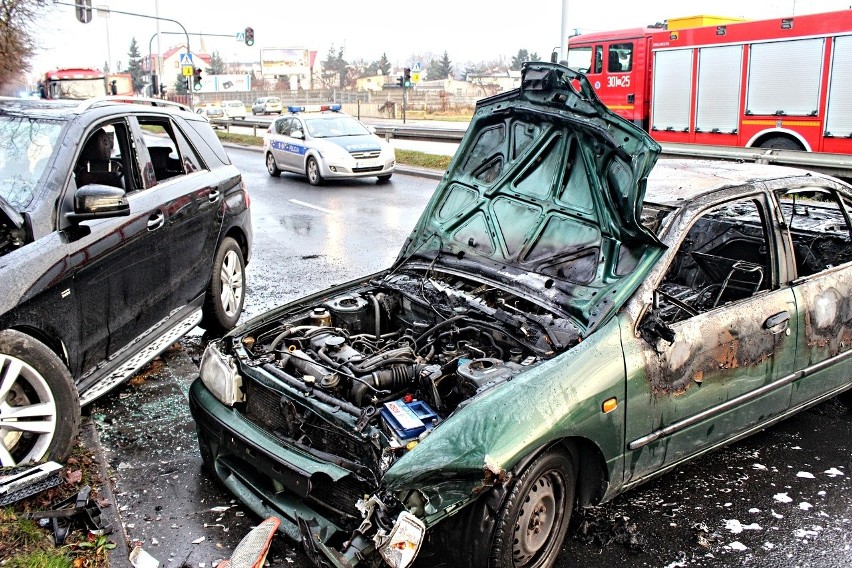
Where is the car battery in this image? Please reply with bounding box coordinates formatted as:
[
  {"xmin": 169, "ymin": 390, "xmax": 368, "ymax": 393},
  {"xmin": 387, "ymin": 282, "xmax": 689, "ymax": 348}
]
[{"xmin": 380, "ymin": 399, "xmax": 439, "ymax": 444}]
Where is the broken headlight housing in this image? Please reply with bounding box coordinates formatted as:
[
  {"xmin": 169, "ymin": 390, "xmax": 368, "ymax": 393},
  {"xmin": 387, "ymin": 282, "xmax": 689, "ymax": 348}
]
[
  {"xmin": 199, "ymin": 343, "xmax": 244, "ymax": 406},
  {"xmin": 375, "ymin": 511, "xmax": 426, "ymax": 568}
]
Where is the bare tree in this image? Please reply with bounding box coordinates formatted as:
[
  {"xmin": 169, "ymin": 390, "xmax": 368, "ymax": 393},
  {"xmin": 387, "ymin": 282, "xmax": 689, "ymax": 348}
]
[{"xmin": 0, "ymin": 0, "xmax": 51, "ymax": 92}]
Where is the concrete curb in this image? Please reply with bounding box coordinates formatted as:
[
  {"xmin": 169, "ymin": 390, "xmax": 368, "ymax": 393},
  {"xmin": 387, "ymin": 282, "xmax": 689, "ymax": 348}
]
[
  {"xmin": 78, "ymin": 416, "xmax": 133, "ymax": 567},
  {"xmin": 220, "ymin": 142, "xmax": 446, "ymax": 181}
]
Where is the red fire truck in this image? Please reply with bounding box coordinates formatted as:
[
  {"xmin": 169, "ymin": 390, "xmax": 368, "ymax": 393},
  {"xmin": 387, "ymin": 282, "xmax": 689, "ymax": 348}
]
[
  {"xmin": 566, "ymin": 10, "xmax": 852, "ymax": 154},
  {"xmin": 40, "ymin": 68, "xmax": 134, "ymax": 100}
]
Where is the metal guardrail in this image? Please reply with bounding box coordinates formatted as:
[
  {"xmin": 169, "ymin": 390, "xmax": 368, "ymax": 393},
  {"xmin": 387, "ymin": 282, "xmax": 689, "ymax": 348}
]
[
  {"xmin": 372, "ymin": 125, "xmax": 852, "ymax": 179},
  {"xmin": 218, "ymin": 119, "xmax": 852, "ymax": 179}
]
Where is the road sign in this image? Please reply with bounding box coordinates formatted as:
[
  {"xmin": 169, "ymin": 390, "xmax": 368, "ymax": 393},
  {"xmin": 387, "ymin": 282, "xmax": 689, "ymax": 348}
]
[
  {"xmin": 181, "ymin": 65, "xmax": 194, "ymax": 77},
  {"xmin": 412, "ymin": 72, "xmax": 420, "ymax": 83},
  {"xmin": 236, "ymin": 32, "xmax": 245, "ymax": 43},
  {"xmin": 178, "ymin": 53, "xmax": 193, "ymax": 66},
  {"xmin": 412, "ymin": 62, "xmax": 422, "ymax": 72}
]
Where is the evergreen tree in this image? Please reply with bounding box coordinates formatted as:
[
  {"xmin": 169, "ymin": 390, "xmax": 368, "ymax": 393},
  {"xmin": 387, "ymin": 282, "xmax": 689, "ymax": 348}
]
[
  {"xmin": 428, "ymin": 51, "xmax": 453, "ymax": 80},
  {"xmin": 377, "ymin": 53, "xmax": 391, "ymax": 76},
  {"xmin": 126, "ymin": 38, "xmax": 145, "ymax": 93},
  {"xmin": 209, "ymin": 51, "xmax": 226, "ymax": 75},
  {"xmin": 321, "ymin": 45, "xmax": 349, "ymax": 88},
  {"xmin": 173, "ymin": 74, "xmax": 189, "ymax": 95},
  {"xmin": 510, "ymin": 49, "xmax": 540, "ymax": 70}
]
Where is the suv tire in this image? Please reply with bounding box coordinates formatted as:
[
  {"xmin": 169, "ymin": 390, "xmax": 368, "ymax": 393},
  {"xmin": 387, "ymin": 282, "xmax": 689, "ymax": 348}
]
[
  {"xmin": 200, "ymin": 237, "xmax": 246, "ymax": 333},
  {"xmin": 0, "ymin": 330, "xmax": 80, "ymax": 464}
]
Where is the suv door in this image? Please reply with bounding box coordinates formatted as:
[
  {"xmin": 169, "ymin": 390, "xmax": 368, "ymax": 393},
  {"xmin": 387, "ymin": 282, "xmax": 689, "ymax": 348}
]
[
  {"xmin": 625, "ymin": 194, "xmax": 797, "ymax": 481},
  {"xmin": 130, "ymin": 115, "xmax": 223, "ymax": 322}
]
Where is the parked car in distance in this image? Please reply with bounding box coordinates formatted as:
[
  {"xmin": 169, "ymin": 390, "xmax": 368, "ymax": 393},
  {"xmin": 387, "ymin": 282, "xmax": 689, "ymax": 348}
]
[
  {"xmin": 263, "ymin": 104, "xmax": 394, "ymax": 185},
  {"xmin": 190, "ymin": 63, "xmax": 852, "ymax": 568},
  {"xmin": 251, "ymin": 96, "xmax": 282, "ymax": 115},
  {"xmin": 221, "ymin": 100, "xmax": 247, "ymax": 119},
  {"xmin": 0, "ymin": 95, "xmax": 252, "ymax": 466},
  {"xmin": 195, "ymin": 105, "xmax": 226, "ymax": 129}
]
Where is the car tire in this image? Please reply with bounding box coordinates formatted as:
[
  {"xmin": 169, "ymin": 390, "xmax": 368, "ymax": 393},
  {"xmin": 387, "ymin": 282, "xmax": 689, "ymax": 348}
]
[
  {"xmin": 200, "ymin": 237, "xmax": 246, "ymax": 333},
  {"xmin": 377, "ymin": 174, "xmax": 392, "ymax": 183},
  {"xmin": 266, "ymin": 153, "xmax": 281, "ymax": 177},
  {"xmin": 306, "ymin": 157, "xmax": 324, "ymax": 186},
  {"xmin": 0, "ymin": 330, "xmax": 80, "ymax": 465},
  {"xmin": 489, "ymin": 449, "xmax": 575, "ymax": 568},
  {"xmin": 839, "ymin": 389, "xmax": 852, "ymax": 409},
  {"xmin": 759, "ymin": 136, "xmax": 804, "ymax": 151}
]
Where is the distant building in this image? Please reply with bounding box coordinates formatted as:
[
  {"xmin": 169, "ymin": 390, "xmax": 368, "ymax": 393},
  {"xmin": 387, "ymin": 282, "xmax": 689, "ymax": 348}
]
[{"xmin": 142, "ymin": 45, "xmax": 212, "ymax": 77}]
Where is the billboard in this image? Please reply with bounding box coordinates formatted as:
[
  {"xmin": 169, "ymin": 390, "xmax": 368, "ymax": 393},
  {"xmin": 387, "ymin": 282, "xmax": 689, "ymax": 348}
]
[
  {"xmin": 192, "ymin": 75, "xmax": 252, "ymax": 94},
  {"xmin": 260, "ymin": 48, "xmax": 310, "ymax": 76}
]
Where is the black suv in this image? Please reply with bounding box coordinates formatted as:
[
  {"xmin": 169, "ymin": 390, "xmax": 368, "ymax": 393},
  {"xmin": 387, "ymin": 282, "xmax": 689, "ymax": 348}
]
[{"xmin": 0, "ymin": 96, "xmax": 252, "ymax": 466}]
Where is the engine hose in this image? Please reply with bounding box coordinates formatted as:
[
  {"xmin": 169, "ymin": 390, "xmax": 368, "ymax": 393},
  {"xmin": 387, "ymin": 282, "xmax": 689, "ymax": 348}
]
[
  {"xmin": 270, "ymin": 325, "xmax": 321, "ymax": 352},
  {"xmin": 347, "ymin": 346, "xmax": 416, "ymax": 373},
  {"xmin": 368, "ymin": 293, "xmax": 382, "ymax": 341},
  {"xmin": 351, "ymin": 364, "xmax": 423, "ymax": 406}
]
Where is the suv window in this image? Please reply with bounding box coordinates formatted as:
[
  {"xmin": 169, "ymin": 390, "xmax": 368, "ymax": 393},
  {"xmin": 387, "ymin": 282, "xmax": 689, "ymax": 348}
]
[
  {"xmin": 777, "ymin": 188, "xmax": 852, "ymax": 277},
  {"xmin": 137, "ymin": 117, "xmax": 205, "ymax": 184}
]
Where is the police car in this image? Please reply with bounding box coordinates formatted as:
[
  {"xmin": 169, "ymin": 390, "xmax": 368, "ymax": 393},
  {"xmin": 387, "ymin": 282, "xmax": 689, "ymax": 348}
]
[{"xmin": 263, "ymin": 105, "xmax": 395, "ymax": 185}]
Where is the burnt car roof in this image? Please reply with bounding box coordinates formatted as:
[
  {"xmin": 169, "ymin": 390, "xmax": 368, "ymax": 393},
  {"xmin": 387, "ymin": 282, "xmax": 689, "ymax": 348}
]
[{"xmin": 645, "ymin": 159, "xmax": 826, "ymax": 207}]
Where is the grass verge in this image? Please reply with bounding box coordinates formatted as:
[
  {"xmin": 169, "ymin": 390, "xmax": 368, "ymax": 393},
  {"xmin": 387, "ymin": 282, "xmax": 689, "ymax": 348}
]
[{"xmin": 0, "ymin": 443, "xmax": 113, "ymax": 567}]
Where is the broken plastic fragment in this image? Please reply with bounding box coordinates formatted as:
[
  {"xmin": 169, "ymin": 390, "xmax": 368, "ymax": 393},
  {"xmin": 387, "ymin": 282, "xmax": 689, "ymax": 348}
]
[
  {"xmin": 218, "ymin": 516, "xmax": 280, "ymax": 568},
  {"xmin": 129, "ymin": 544, "xmax": 160, "ymax": 568}
]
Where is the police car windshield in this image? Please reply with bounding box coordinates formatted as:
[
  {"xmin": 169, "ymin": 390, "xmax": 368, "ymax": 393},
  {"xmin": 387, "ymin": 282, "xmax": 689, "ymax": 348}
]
[{"xmin": 304, "ymin": 116, "xmax": 369, "ymax": 138}]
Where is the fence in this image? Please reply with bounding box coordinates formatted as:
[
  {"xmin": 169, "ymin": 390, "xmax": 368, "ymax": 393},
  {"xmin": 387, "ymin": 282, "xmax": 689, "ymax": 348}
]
[{"xmin": 190, "ymin": 88, "xmax": 482, "ymax": 119}]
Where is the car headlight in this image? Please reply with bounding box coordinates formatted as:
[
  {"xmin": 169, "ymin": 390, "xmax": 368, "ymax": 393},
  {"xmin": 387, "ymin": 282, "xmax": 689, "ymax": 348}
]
[
  {"xmin": 199, "ymin": 343, "xmax": 244, "ymax": 406},
  {"xmin": 376, "ymin": 511, "xmax": 426, "ymax": 568}
]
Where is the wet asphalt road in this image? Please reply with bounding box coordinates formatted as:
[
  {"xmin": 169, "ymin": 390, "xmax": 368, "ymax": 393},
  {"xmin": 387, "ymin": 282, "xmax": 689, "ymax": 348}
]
[{"xmin": 91, "ymin": 148, "xmax": 852, "ymax": 568}]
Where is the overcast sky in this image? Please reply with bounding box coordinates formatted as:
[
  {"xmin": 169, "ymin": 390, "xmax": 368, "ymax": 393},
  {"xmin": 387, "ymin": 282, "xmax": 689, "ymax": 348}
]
[{"xmin": 29, "ymin": 0, "xmax": 851, "ymax": 76}]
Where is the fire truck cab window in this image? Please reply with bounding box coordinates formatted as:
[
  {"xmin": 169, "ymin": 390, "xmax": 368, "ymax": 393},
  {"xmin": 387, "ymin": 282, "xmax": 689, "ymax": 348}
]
[
  {"xmin": 594, "ymin": 46, "xmax": 603, "ymax": 74},
  {"xmin": 567, "ymin": 46, "xmax": 592, "ymax": 73},
  {"xmin": 608, "ymin": 43, "xmax": 634, "ymax": 72}
]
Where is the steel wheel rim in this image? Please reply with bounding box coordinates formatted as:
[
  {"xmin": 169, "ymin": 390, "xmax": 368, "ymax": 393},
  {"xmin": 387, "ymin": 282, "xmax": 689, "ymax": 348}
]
[
  {"xmin": 0, "ymin": 354, "xmax": 58, "ymax": 466},
  {"xmin": 219, "ymin": 249, "xmax": 244, "ymax": 318},
  {"xmin": 512, "ymin": 471, "xmax": 565, "ymax": 566}
]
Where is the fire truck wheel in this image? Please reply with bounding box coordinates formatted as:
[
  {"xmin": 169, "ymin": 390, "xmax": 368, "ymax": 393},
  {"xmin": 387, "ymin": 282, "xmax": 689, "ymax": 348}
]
[{"xmin": 759, "ymin": 137, "xmax": 804, "ymax": 151}]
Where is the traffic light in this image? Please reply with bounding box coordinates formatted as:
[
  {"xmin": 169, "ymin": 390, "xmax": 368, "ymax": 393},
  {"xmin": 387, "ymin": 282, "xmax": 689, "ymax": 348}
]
[
  {"xmin": 403, "ymin": 67, "xmax": 412, "ymax": 88},
  {"xmin": 244, "ymin": 27, "xmax": 254, "ymax": 46},
  {"xmin": 160, "ymin": 84, "xmax": 167, "ymax": 98},
  {"xmin": 193, "ymin": 67, "xmax": 203, "ymax": 91},
  {"xmin": 151, "ymin": 74, "xmax": 159, "ymax": 95},
  {"xmin": 397, "ymin": 75, "xmax": 404, "ymax": 87},
  {"xmin": 75, "ymin": 0, "xmax": 92, "ymax": 23}
]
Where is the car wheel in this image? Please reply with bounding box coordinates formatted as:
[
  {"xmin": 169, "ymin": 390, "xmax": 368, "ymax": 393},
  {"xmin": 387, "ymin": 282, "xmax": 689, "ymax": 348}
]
[
  {"xmin": 759, "ymin": 136, "xmax": 804, "ymax": 151},
  {"xmin": 0, "ymin": 330, "xmax": 80, "ymax": 465},
  {"xmin": 489, "ymin": 449, "xmax": 575, "ymax": 568},
  {"xmin": 839, "ymin": 389, "xmax": 852, "ymax": 409},
  {"xmin": 306, "ymin": 157, "xmax": 324, "ymax": 186},
  {"xmin": 252, "ymin": 110, "xmax": 257, "ymax": 116},
  {"xmin": 200, "ymin": 237, "xmax": 246, "ymax": 333},
  {"xmin": 266, "ymin": 153, "xmax": 281, "ymax": 177},
  {"xmin": 377, "ymin": 174, "xmax": 392, "ymax": 183}
]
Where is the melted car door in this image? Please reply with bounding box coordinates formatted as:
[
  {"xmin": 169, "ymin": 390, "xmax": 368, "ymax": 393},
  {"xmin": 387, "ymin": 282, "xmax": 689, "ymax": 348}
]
[
  {"xmin": 773, "ymin": 185, "xmax": 852, "ymax": 408},
  {"xmin": 624, "ymin": 194, "xmax": 797, "ymax": 482}
]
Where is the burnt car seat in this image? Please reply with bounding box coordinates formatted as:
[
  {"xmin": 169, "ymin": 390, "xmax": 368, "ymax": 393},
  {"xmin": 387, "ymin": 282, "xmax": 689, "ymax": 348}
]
[{"xmin": 75, "ymin": 130, "xmax": 123, "ymax": 188}]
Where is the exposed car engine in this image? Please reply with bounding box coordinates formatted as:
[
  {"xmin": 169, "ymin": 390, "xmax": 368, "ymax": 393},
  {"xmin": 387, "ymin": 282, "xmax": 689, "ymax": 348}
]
[{"xmin": 235, "ymin": 270, "xmax": 582, "ymax": 452}]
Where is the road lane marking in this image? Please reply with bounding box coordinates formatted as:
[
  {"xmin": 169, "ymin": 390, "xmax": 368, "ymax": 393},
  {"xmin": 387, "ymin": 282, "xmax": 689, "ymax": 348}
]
[{"xmin": 289, "ymin": 199, "xmax": 336, "ymax": 215}]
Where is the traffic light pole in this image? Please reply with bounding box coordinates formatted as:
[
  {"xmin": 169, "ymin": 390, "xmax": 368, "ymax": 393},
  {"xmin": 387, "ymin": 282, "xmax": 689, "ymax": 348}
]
[
  {"xmin": 61, "ymin": 1, "xmax": 193, "ymax": 109},
  {"xmin": 403, "ymin": 86, "xmax": 407, "ymax": 124}
]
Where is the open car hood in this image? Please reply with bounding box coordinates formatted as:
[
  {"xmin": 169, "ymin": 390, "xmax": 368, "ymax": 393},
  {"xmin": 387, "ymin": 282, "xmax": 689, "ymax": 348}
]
[{"xmin": 397, "ymin": 63, "xmax": 662, "ymax": 317}]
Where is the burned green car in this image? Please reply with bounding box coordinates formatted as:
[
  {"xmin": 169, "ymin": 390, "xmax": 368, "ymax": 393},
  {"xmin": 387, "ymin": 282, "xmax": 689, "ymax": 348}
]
[{"xmin": 189, "ymin": 62, "xmax": 852, "ymax": 568}]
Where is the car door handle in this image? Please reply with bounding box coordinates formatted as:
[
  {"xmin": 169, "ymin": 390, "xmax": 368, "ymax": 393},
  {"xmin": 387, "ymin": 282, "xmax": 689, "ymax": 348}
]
[
  {"xmin": 763, "ymin": 311, "xmax": 790, "ymax": 333},
  {"xmin": 208, "ymin": 189, "xmax": 220, "ymax": 202},
  {"xmin": 147, "ymin": 212, "xmax": 165, "ymax": 231}
]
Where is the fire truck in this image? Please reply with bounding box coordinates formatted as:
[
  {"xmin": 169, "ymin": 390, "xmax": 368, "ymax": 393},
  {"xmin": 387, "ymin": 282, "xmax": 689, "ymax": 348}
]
[
  {"xmin": 566, "ymin": 10, "xmax": 852, "ymax": 154},
  {"xmin": 40, "ymin": 68, "xmax": 134, "ymax": 100}
]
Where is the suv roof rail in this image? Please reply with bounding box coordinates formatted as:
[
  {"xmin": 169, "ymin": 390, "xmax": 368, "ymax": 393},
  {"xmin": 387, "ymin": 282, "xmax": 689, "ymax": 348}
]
[{"xmin": 75, "ymin": 96, "xmax": 191, "ymax": 113}]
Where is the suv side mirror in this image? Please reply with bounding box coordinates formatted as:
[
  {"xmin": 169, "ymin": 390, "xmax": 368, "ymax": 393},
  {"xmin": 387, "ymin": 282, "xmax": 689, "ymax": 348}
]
[
  {"xmin": 66, "ymin": 185, "xmax": 130, "ymax": 222},
  {"xmin": 291, "ymin": 130, "xmax": 304, "ymax": 140}
]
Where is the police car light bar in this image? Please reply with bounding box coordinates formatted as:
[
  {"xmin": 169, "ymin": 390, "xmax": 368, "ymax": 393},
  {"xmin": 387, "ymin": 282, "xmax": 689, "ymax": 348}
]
[{"xmin": 287, "ymin": 104, "xmax": 342, "ymax": 113}]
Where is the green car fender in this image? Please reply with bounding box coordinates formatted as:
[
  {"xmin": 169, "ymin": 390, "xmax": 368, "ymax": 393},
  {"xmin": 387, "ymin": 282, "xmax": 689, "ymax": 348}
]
[{"xmin": 382, "ymin": 316, "xmax": 628, "ymax": 515}]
